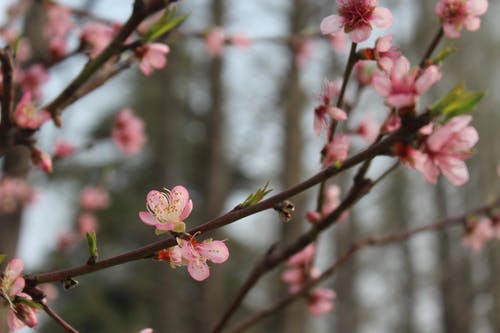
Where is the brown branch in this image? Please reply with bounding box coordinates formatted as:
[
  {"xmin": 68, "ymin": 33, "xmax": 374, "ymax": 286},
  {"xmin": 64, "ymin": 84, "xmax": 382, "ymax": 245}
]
[
  {"xmin": 0, "ymin": 47, "xmax": 16, "ymax": 128},
  {"xmin": 41, "ymin": 302, "xmax": 80, "ymax": 333},
  {"xmin": 42, "ymin": 0, "xmax": 173, "ymax": 126},
  {"xmin": 226, "ymin": 198, "xmax": 500, "ymax": 333},
  {"xmin": 419, "ymin": 27, "xmax": 444, "ymax": 67}
]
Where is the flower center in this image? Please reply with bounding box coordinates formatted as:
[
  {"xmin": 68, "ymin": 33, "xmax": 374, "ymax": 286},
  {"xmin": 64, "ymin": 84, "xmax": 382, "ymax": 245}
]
[{"xmin": 339, "ymin": 1, "xmax": 375, "ymax": 32}]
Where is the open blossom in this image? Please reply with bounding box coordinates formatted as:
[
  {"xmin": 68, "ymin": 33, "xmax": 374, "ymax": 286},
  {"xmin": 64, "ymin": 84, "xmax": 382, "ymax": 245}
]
[
  {"xmin": 322, "ymin": 134, "xmax": 350, "ymax": 167},
  {"xmin": 320, "ymin": 0, "xmax": 393, "ymax": 43},
  {"xmin": 79, "ymin": 186, "xmax": 110, "ymax": 211},
  {"xmin": 1, "ymin": 259, "xmax": 39, "ymax": 330},
  {"xmin": 281, "ymin": 244, "xmax": 318, "ymax": 293},
  {"xmin": 139, "ymin": 186, "xmax": 193, "ymax": 234},
  {"xmin": 314, "ymin": 79, "xmax": 346, "ymax": 135},
  {"xmin": 308, "ymin": 288, "xmax": 336, "ymax": 316},
  {"xmin": 414, "ymin": 115, "xmax": 478, "ymax": 185},
  {"xmin": 356, "ymin": 114, "xmax": 379, "ymax": 143},
  {"xmin": 435, "ymin": 0, "xmax": 488, "ymax": 39},
  {"xmin": 205, "ymin": 27, "xmax": 225, "ymax": 57},
  {"xmin": 81, "ymin": 22, "xmax": 119, "ymax": 58},
  {"xmin": 14, "ymin": 92, "xmax": 51, "ymax": 129},
  {"xmin": 135, "ymin": 43, "xmax": 170, "ymax": 76},
  {"xmin": 462, "ymin": 217, "xmax": 494, "ymax": 252},
  {"xmin": 372, "ymin": 56, "xmax": 442, "ymax": 109},
  {"xmin": 112, "ymin": 109, "xmax": 147, "ymax": 155},
  {"xmin": 178, "ymin": 237, "xmax": 229, "ymax": 281}
]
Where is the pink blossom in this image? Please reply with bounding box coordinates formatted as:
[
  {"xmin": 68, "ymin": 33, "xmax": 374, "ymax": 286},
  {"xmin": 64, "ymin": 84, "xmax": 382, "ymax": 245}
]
[
  {"xmin": 7, "ymin": 292, "xmax": 38, "ymax": 330},
  {"xmin": 0, "ymin": 177, "xmax": 35, "ymax": 214},
  {"xmin": 322, "ymin": 134, "xmax": 350, "ymax": 167},
  {"xmin": 135, "ymin": 43, "xmax": 170, "ymax": 76},
  {"xmin": 295, "ymin": 39, "xmax": 314, "ymax": 67},
  {"xmin": 18, "ymin": 64, "xmax": 49, "ymax": 99},
  {"xmin": 57, "ymin": 231, "xmax": 78, "ymax": 251},
  {"xmin": 230, "ymin": 33, "xmax": 251, "ymax": 48},
  {"xmin": 415, "ymin": 115, "xmax": 478, "ymax": 185},
  {"xmin": 79, "ymin": 186, "xmax": 110, "ymax": 211},
  {"xmin": 372, "ymin": 56, "xmax": 442, "ymax": 109},
  {"xmin": 320, "ymin": 0, "xmax": 393, "ymax": 43},
  {"xmin": 356, "ymin": 114, "xmax": 379, "ymax": 143},
  {"xmin": 308, "ymin": 288, "xmax": 336, "ymax": 316},
  {"xmin": 435, "ymin": 0, "xmax": 488, "ymax": 39},
  {"xmin": 306, "ymin": 210, "xmax": 322, "ymax": 224},
  {"xmin": 81, "ymin": 22, "xmax": 118, "ymax": 58},
  {"xmin": 112, "ymin": 109, "xmax": 147, "ymax": 155},
  {"xmin": 54, "ymin": 139, "xmax": 76, "ymax": 158},
  {"xmin": 78, "ymin": 212, "xmax": 98, "ymax": 235},
  {"xmin": 139, "ymin": 329, "xmax": 153, "ymax": 333},
  {"xmin": 288, "ymin": 244, "xmax": 316, "ymax": 267},
  {"xmin": 14, "ymin": 92, "xmax": 51, "ymax": 129},
  {"xmin": 322, "ymin": 184, "xmax": 350, "ymax": 222},
  {"xmin": 205, "ymin": 27, "xmax": 225, "ymax": 57},
  {"xmin": 462, "ymin": 217, "xmax": 494, "ymax": 252},
  {"xmin": 43, "ymin": 3, "xmax": 74, "ymax": 40},
  {"xmin": 382, "ymin": 112, "xmax": 401, "ymax": 133},
  {"xmin": 30, "ymin": 147, "xmax": 53, "ymax": 173},
  {"xmin": 48, "ymin": 37, "xmax": 68, "ymax": 60},
  {"xmin": 157, "ymin": 246, "xmax": 183, "ymax": 268},
  {"xmin": 373, "ymin": 35, "xmax": 400, "ymax": 72},
  {"xmin": 139, "ymin": 186, "xmax": 193, "ymax": 234},
  {"xmin": 281, "ymin": 245, "xmax": 318, "ymax": 293},
  {"xmin": 314, "ymin": 79, "xmax": 346, "ymax": 136},
  {"xmin": 0, "ymin": 258, "xmax": 25, "ymax": 298},
  {"xmin": 178, "ymin": 237, "xmax": 229, "ymax": 281}
]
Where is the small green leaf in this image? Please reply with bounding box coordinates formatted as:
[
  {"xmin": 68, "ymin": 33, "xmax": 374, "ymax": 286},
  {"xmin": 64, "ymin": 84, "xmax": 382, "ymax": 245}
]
[
  {"xmin": 0, "ymin": 254, "xmax": 6, "ymax": 265},
  {"xmin": 85, "ymin": 232, "xmax": 98, "ymax": 263},
  {"xmin": 17, "ymin": 297, "xmax": 43, "ymax": 309},
  {"xmin": 239, "ymin": 181, "xmax": 272, "ymax": 208},
  {"xmin": 432, "ymin": 46, "xmax": 457, "ymax": 64},
  {"xmin": 141, "ymin": 7, "xmax": 189, "ymax": 44},
  {"xmin": 430, "ymin": 82, "xmax": 485, "ymax": 121}
]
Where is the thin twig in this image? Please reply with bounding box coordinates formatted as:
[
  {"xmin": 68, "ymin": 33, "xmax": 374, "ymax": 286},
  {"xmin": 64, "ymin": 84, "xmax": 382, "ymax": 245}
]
[
  {"xmin": 419, "ymin": 27, "xmax": 444, "ymax": 67},
  {"xmin": 0, "ymin": 47, "xmax": 16, "ymax": 128},
  {"xmin": 41, "ymin": 302, "xmax": 80, "ymax": 333},
  {"xmin": 227, "ymin": 198, "xmax": 500, "ymax": 333}
]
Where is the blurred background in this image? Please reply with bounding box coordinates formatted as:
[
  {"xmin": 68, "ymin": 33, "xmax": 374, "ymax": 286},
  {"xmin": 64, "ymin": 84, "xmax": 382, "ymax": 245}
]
[{"xmin": 1, "ymin": 0, "xmax": 500, "ymax": 332}]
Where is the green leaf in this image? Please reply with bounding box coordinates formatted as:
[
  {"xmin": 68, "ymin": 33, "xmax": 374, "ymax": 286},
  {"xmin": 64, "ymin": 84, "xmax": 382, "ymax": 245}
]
[
  {"xmin": 141, "ymin": 7, "xmax": 189, "ymax": 44},
  {"xmin": 430, "ymin": 82, "xmax": 485, "ymax": 121},
  {"xmin": 85, "ymin": 232, "xmax": 98, "ymax": 263},
  {"xmin": 0, "ymin": 254, "xmax": 6, "ymax": 265},
  {"xmin": 239, "ymin": 181, "xmax": 272, "ymax": 208},
  {"xmin": 432, "ymin": 46, "xmax": 457, "ymax": 64},
  {"xmin": 17, "ymin": 297, "xmax": 43, "ymax": 309}
]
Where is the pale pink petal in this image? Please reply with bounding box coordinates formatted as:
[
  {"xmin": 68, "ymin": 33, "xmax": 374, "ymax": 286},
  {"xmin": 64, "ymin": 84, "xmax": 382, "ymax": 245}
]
[
  {"xmin": 372, "ymin": 74, "xmax": 391, "ymax": 97},
  {"xmin": 281, "ymin": 267, "xmax": 302, "ymax": 284},
  {"xmin": 463, "ymin": 16, "xmax": 480, "ymax": 31},
  {"xmin": 139, "ymin": 329, "xmax": 153, "ymax": 333},
  {"xmin": 198, "ymin": 240, "xmax": 229, "ymax": 264},
  {"xmin": 179, "ymin": 199, "xmax": 193, "ymax": 220},
  {"xmin": 392, "ymin": 56, "xmax": 410, "ymax": 82},
  {"xmin": 437, "ymin": 157, "xmax": 469, "ymax": 186},
  {"xmin": 443, "ymin": 23, "xmax": 461, "ymax": 39},
  {"xmin": 386, "ymin": 94, "xmax": 415, "ymax": 108},
  {"xmin": 328, "ymin": 107, "xmax": 347, "ymax": 121},
  {"xmin": 376, "ymin": 35, "xmax": 393, "ymax": 53},
  {"xmin": 349, "ymin": 25, "xmax": 371, "ymax": 43},
  {"xmin": 468, "ymin": 0, "xmax": 488, "ymax": 16},
  {"xmin": 371, "ymin": 7, "xmax": 393, "ymax": 29},
  {"xmin": 139, "ymin": 211, "xmax": 157, "ymax": 226},
  {"xmin": 187, "ymin": 259, "xmax": 210, "ymax": 281},
  {"xmin": 171, "ymin": 186, "xmax": 190, "ymax": 212},
  {"xmin": 320, "ymin": 15, "xmax": 343, "ymax": 35},
  {"xmin": 10, "ymin": 277, "xmax": 25, "ymax": 297},
  {"xmin": 415, "ymin": 65, "xmax": 442, "ymax": 94}
]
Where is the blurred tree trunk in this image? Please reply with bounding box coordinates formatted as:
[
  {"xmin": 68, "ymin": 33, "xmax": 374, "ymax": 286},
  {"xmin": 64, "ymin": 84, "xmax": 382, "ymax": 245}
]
[
  {"xmin": 435, "ymin": 182, "xmax": 473, "ymax": 333},
  {"xmin": 278, "ymin": 1, "xmax": 308, "ymax": 332},
  {"xmin": 201, "ymin": 0, "xmax": 230, "ymax": 328}
]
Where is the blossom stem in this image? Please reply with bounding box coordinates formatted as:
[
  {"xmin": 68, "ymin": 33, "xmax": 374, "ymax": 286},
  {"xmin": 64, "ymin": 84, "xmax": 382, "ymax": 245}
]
[
  {"xmin": 41, "ymin": 302, "xmax": 80, "ymax": 333},
  {"xmin": 419, "ymin": 27, "xmax": 444, "ymax": 68},
  {"xmin": 226, "ymin": 198, "xmax": 500, "ymax": 333},
  {"xmin": 0, "ymin": 48, "xmax": 15, "ymax": 129}
]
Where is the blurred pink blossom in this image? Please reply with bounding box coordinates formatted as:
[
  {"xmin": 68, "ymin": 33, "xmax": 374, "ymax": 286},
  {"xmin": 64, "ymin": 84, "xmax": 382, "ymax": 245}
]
[
  {"xmin": 112, "ymin": 109, "xmax": 147, "ymax": 155},
  {"xmin": 322, "ymin": 134, "xmax": 350, "ymax": 167},
  {"xmin": 320, "ymin": 0, "xmax": 393, "ymax": 43},
  {"xmin": 136, "ymin": 43, "xmax": 170, "ymax": 76},
  {"xmin": 314, "ymin": 79, "xmax": 346, "ymax": 136},
  {"xmin": 230, "ymin": 33, "xmax": 251, "ymax": 48},
  {"xmin": 79, "ymin": 186, "xmax": 110, "ymax": 211},
  {"xmin": 18, "ymin": 64, "xmax": 49, "ymax": 99},
  {"xmin": 356, "ymin": 114, "xmax": 379, "ymax": 143},
  {"xmin": 373, "ymin": 35, "xmax": 400, "ymax": 72},
  {"xmin": 462, "ymin": 217, "xmax": 494, "ymax": 252},
  {"xmin": 435, "ymin": 0, "xmax": 488, "ymax": 38},
  {"xmin": 354, "ymin": 60, "xmax": 375, "ymax": 86},
  {"xmin": 30, "ymin": 147, "xmax": 53, "ymax": 173},
  {"xmin": 295, "ymin": 39, "xmax": 314, "ymax": 67},
  {"xmin": 81, "ymin": 22, "xmax": 119, "ymax": 58},
  {"xmin": 14, "ymin": 92, "xmax": 51, "ymax": 129},
  {"xmin": 54, "ymin": 139, "xmax": 76, "ymax": 158},
  {"xmin": 78, "ymin": 212, "xmax": 98, "ymax": 235},
  {"xmin": 308, "ymin": 288, "xmax": 336, "ymax": 316},
  {"xmin": 205, "ymin": 27, "xmax": 225, "ymax": 57},
  {"xmin": 0, "ymin": 177, "xmax": 35, "ymax": 213},
  {"xmin": 328, "ymin": 31, "xmax": 347, "ymax": 53}
]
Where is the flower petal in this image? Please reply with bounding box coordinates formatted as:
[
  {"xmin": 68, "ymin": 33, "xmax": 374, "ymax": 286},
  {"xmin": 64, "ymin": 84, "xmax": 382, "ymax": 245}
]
[
  {"xmin": 320, "ymin": 15, "xmax": 343, "ymax": 35},
  {"xmin": 187, "ymin": 259, "xmax": 210, "ymax": 281},
  {"xmin": 371, "ymin": 7, "xmax": 393, "ymax": 29},
  {"xmin": 198, "ymin": 240, "xmax": 229, "ymax": 264}
]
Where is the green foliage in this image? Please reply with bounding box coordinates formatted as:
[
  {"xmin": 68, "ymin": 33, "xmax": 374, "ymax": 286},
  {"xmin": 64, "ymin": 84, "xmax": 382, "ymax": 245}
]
[
  {"xmin": 141, "ymin": 7, "xmax": 189, "ymax": 44},
  {"xmin": 430, "ymin": 82, "xmax": 485, "ymax": 122},
  {"xmin": 0, "ymin": 254, "xmax": 6, "ymax": 265},
  {"xmin": 432, "ymin": 46, "xmax": 457, "ymax": 64},
  {"xmin": 239, "ymin": 181, "xmax": 272, "ymax": 208},
  {"xmin": 86, "ymin": 232, "xmax": 99, "ymax": 264}
]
